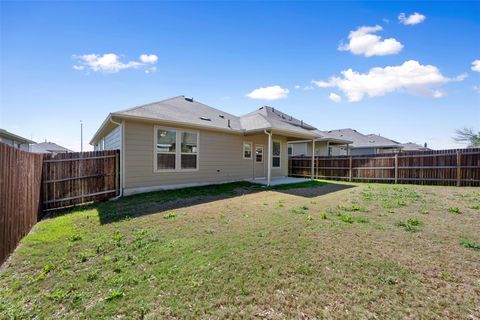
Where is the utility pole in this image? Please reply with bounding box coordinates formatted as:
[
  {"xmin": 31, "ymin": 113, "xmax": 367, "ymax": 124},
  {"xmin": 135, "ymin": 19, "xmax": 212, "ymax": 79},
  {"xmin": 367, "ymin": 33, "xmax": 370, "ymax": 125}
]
[{"xmin": 80, "ymin": 120, "xmax": 83, "ymax": 152}]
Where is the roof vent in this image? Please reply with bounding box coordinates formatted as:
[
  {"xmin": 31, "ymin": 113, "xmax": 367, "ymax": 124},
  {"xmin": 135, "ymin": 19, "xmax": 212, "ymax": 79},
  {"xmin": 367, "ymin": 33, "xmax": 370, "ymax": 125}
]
[
  {"xmin": 272, "ymin": 107, "xmax": 275, "ymax": 113},
  {"xmin": 185, "ymin": 97, "xmax": 194, "ymax": 102},
  {"xmin": 228, "ymin": 119, "xmax": 231, "ymax": 128},
  {"xmin": 219, "ymin": 115, "xmax": 225, "ymax": 119},
  {"xmin": 200, "ymin": 117, "xmax": 211, "ymax": 121},
  {"xmin": 369, "ymin": 140, "xmax": 375, "ymax": 143}
]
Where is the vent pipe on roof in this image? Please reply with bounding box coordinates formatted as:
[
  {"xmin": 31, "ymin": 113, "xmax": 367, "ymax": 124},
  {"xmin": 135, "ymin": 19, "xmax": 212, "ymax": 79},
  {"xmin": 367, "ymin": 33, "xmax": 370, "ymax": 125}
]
[
  {"xmin": 272, "ymin": 107, "xmax": 275, "ymax": 113},
  {"xmin": 301, "ymin": 120, "xmax": 303, "ymax": 127},
  {"xmin": 228, "ymin": 119, "xmax": 231, "ymax": 128},
  {"xmin": 185, "ymin": 97, "xmax": 194, "ymax": 102}
]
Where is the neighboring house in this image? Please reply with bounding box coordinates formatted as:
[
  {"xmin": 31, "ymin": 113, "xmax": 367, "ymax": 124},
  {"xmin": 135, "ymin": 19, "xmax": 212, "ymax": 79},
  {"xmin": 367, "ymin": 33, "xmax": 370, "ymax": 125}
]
[
  {"xmin": 288, "ymin": 130, "xmax": 352, "ymax": 156},
  {"xmin": 399, "ymin": 142, "xmax": 431, "ymax": 151},
  {"xmin": 0, "ymin": 128, "xmax": 36, "ymax": 151},
  {"xmin": 90, "ymin": 96, "xmax": 321, "ymax": 195},
  {"xmin": 30, "ymin": 141, "xmax": 73, "ymax": 154},
  {"xmin": 289, "ymin": 129, "xmax": 404, "ymax": 156}
]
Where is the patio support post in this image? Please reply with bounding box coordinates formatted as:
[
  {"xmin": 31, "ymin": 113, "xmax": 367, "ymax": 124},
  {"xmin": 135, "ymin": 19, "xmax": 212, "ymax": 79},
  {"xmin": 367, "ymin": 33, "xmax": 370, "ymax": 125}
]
[
  {"xmin": 311, "ymin": 139, "xmax": 315, "ymax": 180},
  {"xmin": 264, "ymin": 130, "xmax": 272, "ymax": 186}
]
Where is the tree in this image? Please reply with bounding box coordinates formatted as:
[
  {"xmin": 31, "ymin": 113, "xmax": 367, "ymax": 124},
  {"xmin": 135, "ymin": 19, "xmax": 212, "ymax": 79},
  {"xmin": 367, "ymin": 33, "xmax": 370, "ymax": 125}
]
[{"xmin": 454, "ymin": 128, "xmax": 480, "ymax": 147}]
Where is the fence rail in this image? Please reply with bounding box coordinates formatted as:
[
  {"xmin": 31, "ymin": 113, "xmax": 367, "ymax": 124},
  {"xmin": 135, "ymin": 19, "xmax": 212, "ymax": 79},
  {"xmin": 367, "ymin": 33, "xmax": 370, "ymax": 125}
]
[
  {"xmin": 0, "ymin": 143, "xmax": 44, "ymax": 265},
  {"xmin": 289, "ymin": 148, "xmax": 480, "ymax": 187},
  {"xmin": 42, "ymin": 150, "xmax": 120, "ymax": 211}
]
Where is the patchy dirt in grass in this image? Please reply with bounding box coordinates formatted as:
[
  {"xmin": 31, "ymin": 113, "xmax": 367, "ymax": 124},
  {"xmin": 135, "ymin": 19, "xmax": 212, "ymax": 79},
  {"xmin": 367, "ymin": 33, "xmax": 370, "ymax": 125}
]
[{"xmin": 0, "ymin": 181, "xmax": 479, "ymax": 319}]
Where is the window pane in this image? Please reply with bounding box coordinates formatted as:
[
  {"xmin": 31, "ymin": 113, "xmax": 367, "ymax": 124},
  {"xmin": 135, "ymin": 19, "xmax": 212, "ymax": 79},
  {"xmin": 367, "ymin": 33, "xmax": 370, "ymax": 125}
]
[
  {"xmin": 288, "ymin": 146, "xmax": 292, "ymax": 155},
  {"xmin": 255, "ymin": 147, "xmax": 263, "ymax": 162},
  {"xmin": 181, "ymin": 132, "xmax": 198, "ymax": 153},
  {"xmin": 273, "ymin": 141, "xmax": 281, "ymax": 156},
  {"xmin": 157, "ymin": 129, "xmax": 176, "ymax": 152},
  {"xmin": 181, "ymin": 154, "xmax": 197, "ymax": 169},
  {"xmin": 157, "ymin": 153, "xmax": 175, "ymax": 170},
  {"xmin": 244, "ymin": 143, "xmax": 252, "ymax": 158},
  {"xmin": 273, "ymin": 157, "xmax": 280, "ymax": 168}
]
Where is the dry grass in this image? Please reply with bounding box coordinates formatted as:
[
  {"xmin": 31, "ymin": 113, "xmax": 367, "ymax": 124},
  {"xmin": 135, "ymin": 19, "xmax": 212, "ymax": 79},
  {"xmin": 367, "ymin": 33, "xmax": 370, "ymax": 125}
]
[{"xmin": 0, "ymin": 181, "xmax": 479, "ymax": 319}]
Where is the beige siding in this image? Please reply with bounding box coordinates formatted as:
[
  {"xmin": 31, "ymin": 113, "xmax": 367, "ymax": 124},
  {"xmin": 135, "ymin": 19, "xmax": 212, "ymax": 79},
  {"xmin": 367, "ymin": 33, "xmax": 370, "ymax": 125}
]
[
  {"xmin": 123, "ymin": 120, "xmax": 289, "ymax": 191},
  {"xmin": 104, "ymin": 126, "xmax": 121, "ymax": 150}
]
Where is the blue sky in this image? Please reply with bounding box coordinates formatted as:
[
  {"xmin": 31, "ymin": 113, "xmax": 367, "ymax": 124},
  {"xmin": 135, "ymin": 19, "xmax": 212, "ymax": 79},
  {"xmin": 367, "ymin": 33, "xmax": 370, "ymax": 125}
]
[{"xmin": 1, "ymin": 1, "xmax": 479, "ymax": 151}]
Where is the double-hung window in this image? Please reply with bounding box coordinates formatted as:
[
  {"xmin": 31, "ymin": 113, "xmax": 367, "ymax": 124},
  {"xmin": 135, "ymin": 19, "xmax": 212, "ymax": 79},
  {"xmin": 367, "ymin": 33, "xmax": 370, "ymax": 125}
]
[
  {"xmin": 155, "ymin": 127, "xmax": 198, "ymax": 171},
  {"xmin": 243, "ymin": 142, "xmax": 252, "ymax": 159},
  {"xmin": 272, "ymin": 141, "xmax": 281, "ymax": 168},
  {"xmin": 255, "ymin": 146, "xmax": 263, "ymax": 163}
]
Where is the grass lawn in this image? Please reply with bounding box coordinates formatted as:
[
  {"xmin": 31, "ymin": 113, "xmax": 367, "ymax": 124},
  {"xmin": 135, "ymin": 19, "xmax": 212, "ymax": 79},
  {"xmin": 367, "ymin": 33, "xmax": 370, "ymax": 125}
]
[{"xmin": 1, "ymin": 180, "xmax": 479, "ymax": 319}]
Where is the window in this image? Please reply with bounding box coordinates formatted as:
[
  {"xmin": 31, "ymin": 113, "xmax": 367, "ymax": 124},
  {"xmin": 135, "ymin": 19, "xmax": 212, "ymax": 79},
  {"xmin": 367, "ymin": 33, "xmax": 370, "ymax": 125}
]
[
  {"xmin": 243, "ymin": 142, "xmax": 252, "ymax": 159},
  {"xmin": 155, "ymin": 127, "xmax": 198, "ymax": 171},
  {"xmin": 181, "ymin": 132, "xmax": 198, "ymax": 169},
  {"xmin": 288, "ymin": 145, "xmax": 292, "ymax": 156},
  {"xmin": 255, "ymin": 146, "xmax": 263, "ymax": 163},
  {"xmin": 272, "ymin": 141, "xmax": 281, "ymax": 168}
]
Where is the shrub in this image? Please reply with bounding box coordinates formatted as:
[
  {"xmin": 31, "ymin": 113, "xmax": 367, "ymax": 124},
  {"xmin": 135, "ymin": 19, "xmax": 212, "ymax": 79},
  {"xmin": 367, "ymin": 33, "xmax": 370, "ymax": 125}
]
[{"xmin": 319, "ymin": 212, "xmax": 327, "ymax": 220}]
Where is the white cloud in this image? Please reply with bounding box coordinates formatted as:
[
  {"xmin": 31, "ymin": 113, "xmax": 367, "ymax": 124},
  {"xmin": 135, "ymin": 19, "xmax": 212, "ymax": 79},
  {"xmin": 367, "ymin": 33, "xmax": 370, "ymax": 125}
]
[
  {"xmin": 473, "ymin": 85, "xmax": 480, "ymax": 94},
  {"xmin": 328, "ymin": 93, "xmax": 342, "ymax": 103},
  {"xmin": 294, "ymin": 85, "xmax": 301, "ymax": 89},
  {"xmin": 313, "ymin": 60, "xmax": 465, "ymax": 102},
  {"xmin": 472, "ymin": 59, "xmax": 480, "ymax": 72},
  {"xmin": 246, "ymin": 85, "xmax": 289, "ymax": 100},
  {"xmin": 73, "ymin": 53, "xmax": 158, "ymax": 73},
  {"xmin": 139, "ymin": 54, "xmax": 158, "ymax": 64},
  {"xmin": 338, "ymin": 25, "xmax": 403, "ymax": 57},
  {"xmin": 399, "ymin": 12, "xmax": 426, "ymax": 25}
]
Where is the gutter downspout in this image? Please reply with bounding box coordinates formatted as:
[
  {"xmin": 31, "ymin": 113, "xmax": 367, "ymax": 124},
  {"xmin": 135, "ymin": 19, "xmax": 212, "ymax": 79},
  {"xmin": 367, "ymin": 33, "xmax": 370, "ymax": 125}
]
[
  {"xmin": 264, "ymin": 129, "xmax": 272, "ymax": 187},
  {"xmin": 109, "ymin": 117, "xmax": 124, "ymax": 199}
]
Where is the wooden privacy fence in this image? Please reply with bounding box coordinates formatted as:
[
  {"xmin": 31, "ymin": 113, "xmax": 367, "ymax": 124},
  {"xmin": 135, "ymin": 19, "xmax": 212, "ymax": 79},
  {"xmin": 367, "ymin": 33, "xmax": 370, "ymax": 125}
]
[
  {"xmin": 1, "ymin": 144, "xmax": 120, "ymax": 264},
  {"xmin": 289, "ymin": 148, "xmax": 480, "ymax": 186},
  {"xmin": 0, "ymin": 143, "xmax": 44, "ymax": 265},
  {"xmin": 42, "ymin": 150, "xmax": 120, "ymax": 211}
]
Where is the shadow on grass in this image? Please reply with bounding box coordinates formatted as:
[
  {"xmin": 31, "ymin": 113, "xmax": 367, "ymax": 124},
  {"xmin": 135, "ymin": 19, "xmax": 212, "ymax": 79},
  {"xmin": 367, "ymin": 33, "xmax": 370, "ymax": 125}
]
[{"xmin": 44, "ymin": 180, "xmax": 355, "ymax": 225}]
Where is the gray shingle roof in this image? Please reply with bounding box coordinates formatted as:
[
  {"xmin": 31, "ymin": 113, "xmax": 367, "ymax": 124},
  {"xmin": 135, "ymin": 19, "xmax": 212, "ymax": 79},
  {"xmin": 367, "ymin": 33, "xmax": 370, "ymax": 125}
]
[
  {"xmin": 111, "ymin": 96, "xmax": 320, "ymax": 138},
  {"xmin": 114, "ymin": 96, "xmax": 242, "ymax": 131},
  {"xmin": 30, "ymin": 142, "xmax": 73, "ymax": 154},
  {"xmin": 325, "ymin": 129, "xmax": 402, "ymax": 148},
  {"xmin": 399, "ymin": 142, "xmax": 431, "ymax": 151}
]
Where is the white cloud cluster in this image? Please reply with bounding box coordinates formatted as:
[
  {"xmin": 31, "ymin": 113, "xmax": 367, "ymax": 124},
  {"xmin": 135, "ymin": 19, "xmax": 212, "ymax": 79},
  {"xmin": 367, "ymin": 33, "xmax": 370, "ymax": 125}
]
[
  {"xmin": 472, "ymin": 59, "xmax": 480, "ymax": 72},
  {"xmin": 398, "ymin": 12, "xmax": 426, "ymax": 25},
  {"xmin": 246, "ymin": 85, "xmax": 289, "ymax": 100},
  {"xmin": 313, "ymin": 60, "xmax": 465, "ymax": 102},
  {"xmin": 328, "ymin": 93, "xmax": 342, "ymax": 103},
  {"xmin": 338, "ymin": 25, "xmax": 403, "ymax": 57},
  {"xmin": 73, "ymin": 53, "xmax": 158, "ymax": 73}
]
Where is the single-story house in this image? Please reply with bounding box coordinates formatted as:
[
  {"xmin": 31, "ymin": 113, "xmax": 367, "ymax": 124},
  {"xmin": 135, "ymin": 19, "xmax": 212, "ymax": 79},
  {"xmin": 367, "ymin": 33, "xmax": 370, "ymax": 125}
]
[
  {"xmin": 288, "ymin": 130, "xmax": 352, "ymax": 156},
  {"xmin": 30, "ymin": 141, "xmax": 73, "ymax": 155},
  {"xmin": 90, "ymin": 96, "xmax": 322, "ymax": 195},
  {"xmin": 0, "ymin": 128, "xmax": 36, "ymax": 151}
]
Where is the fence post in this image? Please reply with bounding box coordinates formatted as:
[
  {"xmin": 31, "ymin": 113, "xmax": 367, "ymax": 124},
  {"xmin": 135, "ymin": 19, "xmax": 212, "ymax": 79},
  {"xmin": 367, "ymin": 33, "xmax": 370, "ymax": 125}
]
[
  {"xmin": 349, "ymin": 156, "xmax": 352, "ymax": 182},
  {"xmin": 394, "ymin": 154, "xmax": 398, "ymax": 184},
  {"xmin": 456, "ymin": 151, "xmax": 461, "ymax": 187}
]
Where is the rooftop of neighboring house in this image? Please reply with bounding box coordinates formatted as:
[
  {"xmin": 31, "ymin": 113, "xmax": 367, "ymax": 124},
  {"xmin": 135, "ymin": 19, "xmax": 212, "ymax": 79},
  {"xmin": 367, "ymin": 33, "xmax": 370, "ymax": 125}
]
[
  {"xmin": 399, "ymin": 142, "xmax": 431, "ymax": 151},
  {"xmin": 91, "ymin": 96, "xmax": 322, "ymax": 144},
  {"xmin": 0, "ymin": 128, "xmax": 36, "ymax": 145},
  {"xmin": 325, "ymin": 129, "xmax": 402, "ymax": 149},
  {"xmin": 30, "ymin": 141, "xmax": 73, "ymax": 154}
]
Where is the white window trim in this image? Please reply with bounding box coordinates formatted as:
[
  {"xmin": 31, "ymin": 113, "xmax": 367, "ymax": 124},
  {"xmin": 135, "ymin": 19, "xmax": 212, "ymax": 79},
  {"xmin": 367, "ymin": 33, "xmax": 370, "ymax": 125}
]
[
  {"xmin": 255, "ymin": 145, "xmax": 264, "ymax": 163},
  {"xmin": 272, "ymin": 140, "xmax": 281, "ymax": 169},
  {"xmin": 153, "ymin": 125, "xmax": 200, "ymax": 173},
  {"xmin": 243, "ymin": 141, "xmax": 253, "ymax": 160}
]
